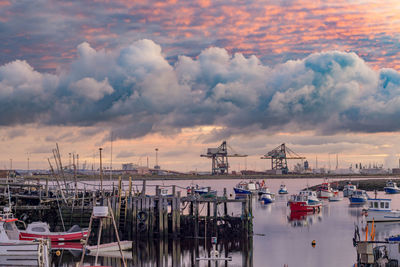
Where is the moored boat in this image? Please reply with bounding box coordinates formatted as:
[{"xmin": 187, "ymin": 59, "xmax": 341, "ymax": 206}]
[
  {"xmin": 343, "ymin": 182, "xmax": 357, "ymax": 197},
  {"xmin": 259, "ymin": 191, "xmax": 275, "ymax": 204},
  {"xmin": 364, "ymin": 198, "xmax": 400, "ymax": 222},
  {"xmin": 86, "ymin": 240, "xmax": 133, "ymax": 253},
  {"xmin": 328, "ymin": 194, "xmax": 343, "ymax": 202},
  {"xmin": 317, "ymin": 182, "xmax": 338, "ymax": 199},
  {"xmin": 384, "ymin": 180, "xmax": 400, "ymax": 194},
  {"xmin": 349, "ymin": 189, "xmax": 369, "ymax": 204},
  {"xmin": 288, "ymin": 194, "xmax": 322, "ymax": 212},
  {"xmin": 20, "ymin": 221, "xmax": 88, "ymax": 242},
  {"xmin": 278, "ymin": 183, "xmax": 288, "ymax": 194},
  {"xmin": 193, "ymin": 187, "xmax": 217, "ymax": 196},
  {"xmin": 234, "ymin": 180, "xmax": 258, "ymax": 195},
  {"xmin": 0, "ymin": 209, "xmax": 51, "ymax": 266},
  {"xmin": 299, "ymin": 190, "xmax": 321, "ymax": 204}
]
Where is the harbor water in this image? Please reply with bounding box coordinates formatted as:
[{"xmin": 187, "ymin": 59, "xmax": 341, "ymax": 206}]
[{"xmin": 54, "ymin": 177, "xmax": 400, "ymax": 266}]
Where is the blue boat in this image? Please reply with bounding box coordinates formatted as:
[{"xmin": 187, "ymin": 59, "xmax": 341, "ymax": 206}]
[
  {"xmin": 193, "ymin": 187, "xmax": 217, "ymax": 196},
  {"xmin": 234, "ymin": 181, "xmax": 257, "ymax": 195},
  {"xmin": 349, "ymin": 190, "xmax": 369, "ymax": 204},
  {"xmin": 260, "ymin": 192, "xmax": 275, "ymax": 204},
  {"xmin": 278, "ymin": 183, "xmax": 288, "ymax": 194},
  {"xmin": 387, "ymin": 235, "xmax": 400, "ymax": 242},
  {"xmin": 384, "ymin": 180, "xmax": 400, "ymax": 194}
]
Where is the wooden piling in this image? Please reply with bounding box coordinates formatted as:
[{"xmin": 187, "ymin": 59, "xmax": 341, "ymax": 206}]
[
  {"xmin": 128, "ymin": 177, "xmax": 132, "ymax": 197},
  {"xmin": 223, "ymin": 188, "xmax": 228, "ymax": 216},
  {"xmin": 177, "ymin": 192, "xmax": 181, "ymax": 237},
  {"xmin": 163, "ymin": 197, "xmax": 168, "ymax": 238},
  {"xmin": 158, "ymin": 197, "xmax": 164, "ymax": 237},
  {"xmin": 141, "ymin": 180, "xmax": 146, "ymax": 196},
  {"xmin": 194, "ymin": 200, "xmax": 199, "ymax": 238}
]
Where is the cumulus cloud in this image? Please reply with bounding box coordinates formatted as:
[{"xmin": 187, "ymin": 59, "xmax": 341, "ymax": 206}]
[
  {"xmin": 1, "ymin": 39, "xmax": 400, "ymax": 140},
  {"xmin": 69, "ymin": 77, "xmax": 114, "ymax": 101}
]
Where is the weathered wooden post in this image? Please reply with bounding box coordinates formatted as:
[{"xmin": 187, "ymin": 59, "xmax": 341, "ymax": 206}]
[
  {"xmin": 158, "ymin": 196, "xmax": 164, "ymax": 237},
  {"xmin": 163, "ymin": 197, "xmax": 168, "ymax": 238},
  {"xmin": 177, "ymin": 191, "xmax": 181, "ymax": 237},
  {"xmin": 141, "ymin": 180, "xmax": 146, "ymax": 196},
  {"xmin": 194, "ymin": 199, "xmax": 199, "ymax": 238},
  {"xmin": 213, "ymin": 199, "xmax": 218, "ymax": 237},
  {"xmin": 149, "ymin": 196, "xmax": 155, "ymax": 238},
  {"xmin": 223, "ymin": 188, "xmax": 228, "ymax": 216},
  {"xmin": 128, "ymin": 176, "xmax": 132, "ymax": 197}
]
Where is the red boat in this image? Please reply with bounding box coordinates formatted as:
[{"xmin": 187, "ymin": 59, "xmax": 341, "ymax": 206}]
[
  {"xmin": 51, "ymin": 241, "xmax": 83, "ymax": 250},
  {"xmin": 19, "ymin": 222, "xmax": 88, "ymax": 242},
  {"xmin": 288, "ymin": 194, "xmax": 322, "ymax": 212}
]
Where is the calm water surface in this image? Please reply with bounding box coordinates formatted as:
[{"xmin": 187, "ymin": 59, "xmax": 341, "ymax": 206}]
[{"xmin": 55, "ymin": 178, "xmax": 400, "ymax": 267}]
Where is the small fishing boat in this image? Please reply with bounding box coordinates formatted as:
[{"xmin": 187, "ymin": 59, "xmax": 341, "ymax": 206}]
[
  {"xmin": 257, "ymin": 180, "xmax": 269, "ymax": 195},
  {"xmin": 86, "ymin": 240, "xmax": 133, "ymax": 253},
  {"xmin": 343, "ymin": 182, "xmax": 357, "ymax": 197},
  {"xmin": 317, "ymin": 182, "xmax": 338, "ymax": 199},
  {"xmin": 20, "ymin": 221, "xmax": 88, "ymax": 242},
  {"xmin": 51, "ymin": 241, "xmax": 83, "ymax": 251},
  {"xmin": 234, "ymin": 181, "xmax": 258, "ymax": 195},
  {"xmin": 299, "ymin": 190, "xmax": 321, "ymax": 204},
  {"xmin": 384, "ymin": 180, "xmax": 400, "ymax": 194},
  {"xmin": 288, "ymin": 194, "xmax": 322, "ymax": 212},
  {"xmin": 0, "ymin": 209, "xmax": 51, "ymax": 266},
  {"xmin": 193, "ymin": 187, "xmax": 217, "ymax": 196},
  {"xmin": 328, "ymin": 194, "xmax": 343, "ymax": 202},
  {"xmin": 259, "ymin": 191, "xmax": 275, "ymax": 204},
  {"xmin": 349, "ymin": 189, "xmax": 369, "ymax": 204},
  {"xmin": 364, "ymin": 198, "xmax": 400, "ymax": 222},
  {"xmin": 278, "ymin": 183, "xmax": 288, "ymax": 194}
]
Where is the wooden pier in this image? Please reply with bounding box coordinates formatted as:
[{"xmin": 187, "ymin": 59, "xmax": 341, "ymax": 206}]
[{"xmin": 0, "ymin": 177, "xmax": 253, "ymax": 242}]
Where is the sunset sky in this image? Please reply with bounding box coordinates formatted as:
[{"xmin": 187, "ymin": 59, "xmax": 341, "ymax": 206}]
[{"xmin": 1, "ymin": 0, "xmax": 400, "ymax": 172}]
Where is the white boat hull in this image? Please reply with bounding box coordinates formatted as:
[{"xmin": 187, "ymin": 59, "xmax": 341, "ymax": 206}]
[
  {"xmin": 366, "ymin": 210, "xmax": 400, "ymax": 222},
  {"xmin": 0, "ymin": 243, "xmax": 39, "ymax": 256},
  {"xmin": 318, "ymin": 190, "xmax": 333, "ymax": 199},
  {"xmin": 0, "ymin": 255, "xmax": 40, "ymax": 266},
  {"xmin": 87, "ymin": 241, "xmax": 132, "ymax": 253}
]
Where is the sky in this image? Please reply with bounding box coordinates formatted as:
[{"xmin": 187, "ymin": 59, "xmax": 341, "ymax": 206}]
[{"xmin": 1, "ymin": 0, "xmax": 400, "ymax": 172}]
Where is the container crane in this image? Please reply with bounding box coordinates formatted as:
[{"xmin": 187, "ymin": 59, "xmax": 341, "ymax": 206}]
[
  {"xmin": 201, "ymin": 141, "xmax": 248, "ymax": 175},
  {"xmin": 261, "ymin": 143, "xmax": 305, "ymax": 174}
]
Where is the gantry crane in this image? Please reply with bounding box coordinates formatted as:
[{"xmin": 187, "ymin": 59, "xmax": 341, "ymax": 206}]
[
  {"xmin": 201, "ymin": 141, "xmax": 248, "ymax": 175},
  {"xmin": 261, "ymin": 143, "xmax": 305, "ymax": 174}
]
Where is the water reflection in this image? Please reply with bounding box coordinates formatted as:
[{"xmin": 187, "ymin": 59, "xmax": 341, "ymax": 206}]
[
  {"xmin": 287, "ymin": 211, "xmax": 322, "ymax": 228},
  {"xmin": 51, "ymin": 237, "xmax": 254, "ymax": 266},
  {"xmin": 348, "ymin": 205, "xmax": 365, "ymax": 218}
]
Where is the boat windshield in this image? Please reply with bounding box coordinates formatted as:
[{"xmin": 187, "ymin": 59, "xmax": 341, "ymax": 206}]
[{"xmin": 4, "ymin": 222, "xmax": 19, "ymax": 240}]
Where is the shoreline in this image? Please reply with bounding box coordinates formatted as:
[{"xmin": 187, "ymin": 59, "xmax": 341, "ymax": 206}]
[{"xmin": 21, "ymin": 173, "xmax": 398, "ymax": 181}]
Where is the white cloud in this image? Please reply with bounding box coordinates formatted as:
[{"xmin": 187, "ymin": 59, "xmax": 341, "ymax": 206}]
[
  {"xmin": 69, "ymin": 77, "xmax": 114, "ymax": 101},
  {"xmin": 1, "ymin": 41, "xmax": 400, "ymax": 140}
]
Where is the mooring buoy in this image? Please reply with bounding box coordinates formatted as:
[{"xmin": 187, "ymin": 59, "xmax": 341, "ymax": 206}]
[{"xmin": 311, "ymin": 240, "xmax": 316, "ymax": 247}]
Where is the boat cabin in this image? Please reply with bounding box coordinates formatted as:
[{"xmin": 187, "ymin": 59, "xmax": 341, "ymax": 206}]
[
  {"xmin": 236, "ymin": 181, "xmax": 257, "ymax": 191},
  {"xmin": 25, "ymin": 222, "xmax": 51, "ymax": 234},
  {"xmin": 368, "ymin": 198, "xmax": 391, "ymax": 211},
  {"xmin": 318, "ymin": 182, "xmax": 331, "ymax": 191},
  {"xmin": 386, "ymin": 181, "xmax": 398, "ymax": 188},
  {"xmin": 247, "ymin": 181, "xmax": 257, "ymax": 191},
  {"xmin": 0, "ymin": 212, "xmax": 19, "ymax": 241},
  {"xmin": 290, "ymin": 194, "xmax": 308, "ymax": 203},
  {"xmin": 344, "ymin": 184, "xmax": 356, "ymax": 190},
  {"xmin": 299, "ymin": 190, "xmax": 317, "ymax": 198}
]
